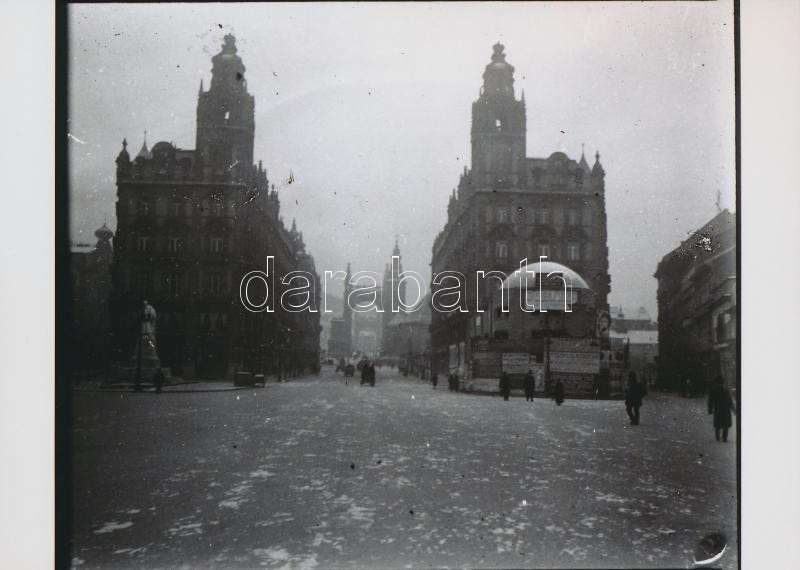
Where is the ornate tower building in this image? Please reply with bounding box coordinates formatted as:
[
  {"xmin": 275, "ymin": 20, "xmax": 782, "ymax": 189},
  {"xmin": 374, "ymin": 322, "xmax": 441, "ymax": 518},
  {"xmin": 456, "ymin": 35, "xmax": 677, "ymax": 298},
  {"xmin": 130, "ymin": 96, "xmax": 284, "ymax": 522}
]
[
  {"xmin": 430, "ymin": 43, "xmax": 611, "ymax": 379},
  {"xmin": 111, "ymin": 35, "xmax": 321, "ymax": 379}
]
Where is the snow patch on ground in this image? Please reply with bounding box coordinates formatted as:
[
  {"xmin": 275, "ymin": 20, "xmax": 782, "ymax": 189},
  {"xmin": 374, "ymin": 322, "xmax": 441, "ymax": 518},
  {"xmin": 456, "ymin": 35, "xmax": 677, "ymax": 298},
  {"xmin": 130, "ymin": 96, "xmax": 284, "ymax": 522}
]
[{"xmin": 94, "ymin": 521, "xmax": 133, "ymax": 534}]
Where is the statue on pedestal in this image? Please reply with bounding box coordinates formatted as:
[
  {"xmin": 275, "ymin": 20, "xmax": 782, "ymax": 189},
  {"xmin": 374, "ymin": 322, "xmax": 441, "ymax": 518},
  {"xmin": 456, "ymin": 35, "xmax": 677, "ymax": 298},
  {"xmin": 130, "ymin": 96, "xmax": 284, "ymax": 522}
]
[{"xmin": 131, "ymin": 300, "xmax": 161, "ymax": 379}]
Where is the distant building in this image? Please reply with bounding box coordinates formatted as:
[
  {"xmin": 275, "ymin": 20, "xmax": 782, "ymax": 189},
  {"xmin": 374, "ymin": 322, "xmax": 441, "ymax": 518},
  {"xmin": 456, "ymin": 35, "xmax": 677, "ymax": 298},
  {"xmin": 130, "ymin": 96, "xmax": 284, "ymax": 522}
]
[
  {"xmin": 430, "ymin": 43, "xmax": 611, "ymax": 378},
  {"xmin": 609, "ymin": 329, "xmax": 659, "ymax": 382},
  {"xmin": 352, "ymin": 295, "xmax": 383, "ymax": 356},
  {"xmin": 609, "ymin": 305, "xmax": 656, "ymax": 333},
  {"xmin": 654, "ymin": 210, "xmax": 736, "ymax": 390},
  {"xmin": 111, "ymin": 35, "xmax": 320, "ymax": 379},
  {"xmin": 70, "ymin": 223, "xmax": 114, "ymax": 377},
  {"xmin": 385, "ymin": 294, "xmax": 432, "ymax": 376}
]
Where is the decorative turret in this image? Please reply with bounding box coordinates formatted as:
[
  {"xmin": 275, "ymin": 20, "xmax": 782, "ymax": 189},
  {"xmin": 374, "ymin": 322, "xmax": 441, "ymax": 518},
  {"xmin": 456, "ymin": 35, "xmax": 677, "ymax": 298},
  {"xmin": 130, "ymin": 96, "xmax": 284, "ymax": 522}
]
[
  {"xmin": 93, "ymin": 222, "xmax": 114, "ymax": 258},
  {"xmin": 135, "ymin": 131, "xmax": 152, "ymax": 161},
  {"xmin": 578, "ymin": 144, "xmax": 591, "ymax": 173},
  {"xmin": 592, "ymin": 150, "xmax": 605, "ymax": 177},
  {"xmin": 116, "ymin": 138, "xmax": 130, "ymax": 164},
  {"xmin": 482, "ymin": 43, "xmax": 516, "ymax": 96},
  {"xmin": 95, "ymin": 222, "xmax": 113, "ymax": 242},
  {"xmin": 115, "ymin": 138, "xmax": 131, "ymax": 179}
]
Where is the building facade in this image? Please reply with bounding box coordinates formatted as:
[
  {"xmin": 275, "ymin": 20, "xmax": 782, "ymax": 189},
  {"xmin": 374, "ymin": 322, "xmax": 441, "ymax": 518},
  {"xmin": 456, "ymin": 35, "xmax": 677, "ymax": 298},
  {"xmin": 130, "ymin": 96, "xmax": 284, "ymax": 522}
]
[
  {"xmin": 111, "ymin": 35, "xmax": 320, "ymax": 379},
  {"xmin": 610, "ymin": 305, "xmax": 657, "ymax": 333},
  {"xmin": 430, "ymin": 43, "xmax": 611, "ymax": 378},
  {"xmin": 70, "ymin": 224, "xmax": 115, "ymax": 379},
  {"xmin": 654, "ymin": 210, "xmax": 736, "ymax": 391}
]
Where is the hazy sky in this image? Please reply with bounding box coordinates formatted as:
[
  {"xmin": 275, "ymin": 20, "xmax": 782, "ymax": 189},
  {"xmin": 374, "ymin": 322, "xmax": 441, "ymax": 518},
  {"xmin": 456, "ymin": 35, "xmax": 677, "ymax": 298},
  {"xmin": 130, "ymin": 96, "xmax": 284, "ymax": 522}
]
[{"xmin": 68, "ymin": 1, "xmax": 735, "ymax": 317}]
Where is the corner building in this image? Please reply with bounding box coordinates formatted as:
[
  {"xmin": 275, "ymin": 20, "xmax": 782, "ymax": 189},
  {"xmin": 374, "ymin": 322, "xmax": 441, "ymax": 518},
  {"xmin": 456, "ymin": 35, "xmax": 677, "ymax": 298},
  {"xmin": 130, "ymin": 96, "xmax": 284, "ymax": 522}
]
[
  {"xmin": 111, "ymin": 35, "xmax": 320, "ymax": 379},
  {"xmin": 430, "ymin": 43, "xmax": 611, "ymax": 377}
]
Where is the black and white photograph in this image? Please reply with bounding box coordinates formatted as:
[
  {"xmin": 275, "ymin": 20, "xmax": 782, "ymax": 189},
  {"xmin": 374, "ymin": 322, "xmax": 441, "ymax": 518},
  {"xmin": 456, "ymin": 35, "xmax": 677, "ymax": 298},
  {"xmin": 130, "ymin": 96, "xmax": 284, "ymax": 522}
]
[
  {"xmin": 3, "ymin": 1, "xmax": 799, "ymax": 569},
  {"xmin": 64, "ymin": 2, "xmax": 740, "ymax": 568}
]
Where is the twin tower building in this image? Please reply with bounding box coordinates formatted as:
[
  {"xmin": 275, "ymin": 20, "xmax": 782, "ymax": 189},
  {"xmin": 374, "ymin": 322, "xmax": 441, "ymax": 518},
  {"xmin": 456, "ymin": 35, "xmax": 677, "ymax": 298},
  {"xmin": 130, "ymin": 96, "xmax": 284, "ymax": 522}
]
[{"xmin": 110, "ymin": 36, "xmax": 610, "ymax": 379}]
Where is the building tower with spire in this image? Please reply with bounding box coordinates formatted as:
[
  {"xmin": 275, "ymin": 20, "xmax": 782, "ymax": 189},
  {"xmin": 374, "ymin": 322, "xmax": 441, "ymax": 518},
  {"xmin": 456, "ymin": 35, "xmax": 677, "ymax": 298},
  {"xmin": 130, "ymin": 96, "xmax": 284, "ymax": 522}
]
[
  {"xmin": 380, "ymin": 238, "xmax": 408, "ymax": 357},
  {"xmin": 195, "ymin": 34, "xmax": 255, "ymax": 183},
  {"xmin": 110, "ymin": 34, "xmax": 321, "ymax": 379},
  {"xmin": 430, "ymin": 43, "xmax": 611, "ymax": 381},
  {"xmin": 471, "ymin": 43, "xmax": 527, "ymax": 186}
]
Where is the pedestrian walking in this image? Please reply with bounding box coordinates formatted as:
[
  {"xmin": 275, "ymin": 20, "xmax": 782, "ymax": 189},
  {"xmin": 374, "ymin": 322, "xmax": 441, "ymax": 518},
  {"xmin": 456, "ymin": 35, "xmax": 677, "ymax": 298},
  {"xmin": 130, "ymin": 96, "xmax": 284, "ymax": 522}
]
[
  {"xmin": 360, "ymin": 360, "xmax": 370, "ymax": 386},
  {"xmin": 499, "ymin": 372, "xmax": 511, "ymax": 401},
  {"xmin": 523, "ymin": 369, "xmax": 535, "ymax": 402},
  {"xmin": 369, "ymin": 362, "xmax": 376, "ymax": 386},
  {"xmin": 708, "ymin": 375, "xmax": 736, "ymax": 442},
  {"xmin": 431, "ymin": 372, "xmax": 438, "ymax": 389},
  {"xmin": 625, "ymin": 371, "xmax": 646, "ymax": 425},
  {"xmin": 152, "ymin": 368, "xmax": 165, "ymax": 394},
  {"xmin": 553, "ymin": 378, "xmax": 565, "ymax": 406}
]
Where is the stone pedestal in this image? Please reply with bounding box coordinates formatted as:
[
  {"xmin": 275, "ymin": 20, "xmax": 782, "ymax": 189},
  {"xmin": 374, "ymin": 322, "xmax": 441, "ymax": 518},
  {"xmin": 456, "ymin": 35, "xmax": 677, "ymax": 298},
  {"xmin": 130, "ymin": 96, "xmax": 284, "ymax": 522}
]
[{"xmin": 129, "ymin": 335, "xmax": 161, "ymax": 380}]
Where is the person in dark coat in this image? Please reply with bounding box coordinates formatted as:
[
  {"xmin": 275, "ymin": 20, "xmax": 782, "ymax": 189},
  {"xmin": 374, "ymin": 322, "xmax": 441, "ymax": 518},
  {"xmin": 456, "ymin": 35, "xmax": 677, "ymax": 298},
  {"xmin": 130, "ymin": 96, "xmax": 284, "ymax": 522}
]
[
  {"xmin": 553, "ymin": 378, "xmax": 565, "ymax": 406},
  {"xmin": 708, "ymin": 375, "xmax": 736, "ymax": 442},
  {"xmin": 499, "ymin": 372, "xmax": 511, "ymax": 401},
  {"xmin": 369, "ymin": 363, "xmax": 376, "ymax": 386},
  {"xmin": 523, "ymin": 370, "xmax": 535, "ymax": 402},
  {"xmin": 152, "ymin": 368, "xmax": 165, "ymax": 394},
  {"xmin": 625, "ymin": 371, "xmax": 645, "ymax": 425},
  {"xmin": 360, "ymin": 361, "xmax": 370, "ymax": 386},
  {"xmin": 431, "ymin": 372, "xmax": 438, "ymax": 389}
]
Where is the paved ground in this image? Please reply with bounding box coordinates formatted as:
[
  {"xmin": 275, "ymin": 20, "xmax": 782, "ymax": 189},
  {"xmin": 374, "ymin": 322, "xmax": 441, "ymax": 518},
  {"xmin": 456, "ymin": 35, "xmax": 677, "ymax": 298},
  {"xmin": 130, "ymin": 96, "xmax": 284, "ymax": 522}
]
[{"xmin": 71, "ymin": 366, "xmax": 737, "ymax": 569}]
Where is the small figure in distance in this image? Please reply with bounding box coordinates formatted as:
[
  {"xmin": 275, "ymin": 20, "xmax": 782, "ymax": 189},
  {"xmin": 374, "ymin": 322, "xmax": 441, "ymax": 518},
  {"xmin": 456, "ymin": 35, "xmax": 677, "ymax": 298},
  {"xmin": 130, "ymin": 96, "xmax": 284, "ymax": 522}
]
[
  {"xmin": 152, "ymin": 368, "xmax": 165, "ymax": 394},
  {"xmin": 553, "ymin": 378, "xmax": 565, "ymax": 406},
  {"xmin": 431, "ymin": 372, "xmax": 438, "ymax": 390},
  {"xmin": 625, "ymin": 371, "xmax": 646, "ymax": 425},
  {"xmin": 499, "ymin": 371, "xmax": 511, "ymax": 401},
  {"xmin": 524, "ymin": 369, "xmax": 535, "ymax": 402},
  {"xmin": 708, "ymin": 375, "xmax": 736, "ymax": 442}
]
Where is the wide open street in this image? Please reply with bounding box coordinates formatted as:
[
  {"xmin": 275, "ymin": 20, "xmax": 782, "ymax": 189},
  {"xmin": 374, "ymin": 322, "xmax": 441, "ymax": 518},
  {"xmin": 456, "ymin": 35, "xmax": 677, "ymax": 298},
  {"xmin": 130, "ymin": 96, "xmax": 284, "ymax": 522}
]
[{"xmin": 71, "ymin": 366, "xmax": 737, "ymax": 569}]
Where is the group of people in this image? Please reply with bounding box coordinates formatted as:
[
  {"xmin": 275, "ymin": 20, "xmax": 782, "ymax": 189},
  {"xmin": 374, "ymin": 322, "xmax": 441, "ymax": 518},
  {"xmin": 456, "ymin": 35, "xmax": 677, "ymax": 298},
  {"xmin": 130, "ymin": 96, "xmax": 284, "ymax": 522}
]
[
  {"xmin": 429, "ymin": 372, "xmax": 460, "ymax": 391},
  {"xmin": 625, "ymin": 371, "xmax": 736, "ymax": 440},
  {"xmin": 499, "ymin": 370, "xmax": 564, "ymax": 404}
]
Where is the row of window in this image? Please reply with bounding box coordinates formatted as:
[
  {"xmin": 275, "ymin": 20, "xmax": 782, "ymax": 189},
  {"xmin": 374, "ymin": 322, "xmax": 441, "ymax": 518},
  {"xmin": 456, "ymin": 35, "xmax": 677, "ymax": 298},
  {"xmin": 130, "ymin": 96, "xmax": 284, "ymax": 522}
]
[
  {"xmin": 485, "ymin": 206, "xmax": 588, "ymax": 226},
  {"xmin": 127, "ymin": 198, "xmax": 228, "ymax": 218},
  {"xmin": 131, "ymin": 272, "xmax": 227, "ymax": 298},
  {"xmin": 487, "ymin": 241, "xmax": 589, "ymax": 261},
  {"xmin": 133, "ymin": 236, "xmax": 225, "ymax": 254}
]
